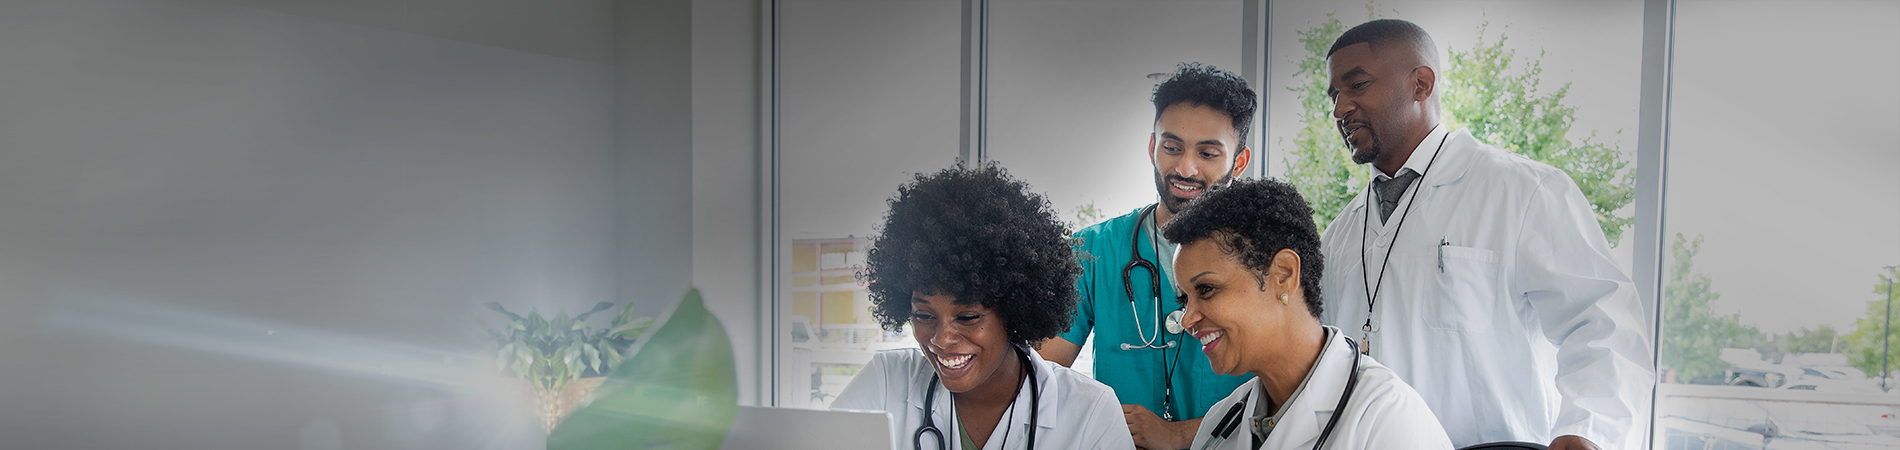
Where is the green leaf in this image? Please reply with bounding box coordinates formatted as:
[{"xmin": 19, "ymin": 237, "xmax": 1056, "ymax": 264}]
[
  {"xmin": 495, "ymin": 343, "xmax": 516, "ymax": 374},
  {"xmin": 612, "ymin": 302, "xmax": 635, "ymax": 328},
  {"xmin": 562, "ymin": 342, "xmax": 584, "ymax": 379},
  {"xmin": 483, "ymin": 302, "xmax": 523, "ymax": 321},
  {"xmin": 602, "ymin": 343, "xmax": 623, "ymax": 373},
  {"xmin": 575, "ymin": 302, "xmax": 615, "ymax": 322},
  {"xmin": 547, "ymin": 288, "xmax": 738, "ymax": 449},
  {"xmin": 608, "ymin": 317, "xmax": 654, "ymax": 340},
  {"xmin": 513, "ymin": 344, "xmax": 536, "ymax": 383},
  {"xmin": 583, "ymin": 342, "xmax": 602, "ymax": 375}
]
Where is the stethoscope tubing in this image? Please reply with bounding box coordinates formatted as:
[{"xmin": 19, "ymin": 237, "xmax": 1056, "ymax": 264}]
[
  {"xmin": 1122, "ymin": 205, "xmax": 1172, "ymax": 350},
  {"xmin": 915, "ymin": 348, "xmax": 1040, "ymax": 450},
  {"xmin": 1201, "ymin": 337, "xmax": 1362, "ymax": 450}
]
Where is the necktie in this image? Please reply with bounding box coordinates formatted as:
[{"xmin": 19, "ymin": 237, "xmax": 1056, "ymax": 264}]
[{"xmin": 1374, "ymin": 169, "xmax": 1421, "ymax": 223}]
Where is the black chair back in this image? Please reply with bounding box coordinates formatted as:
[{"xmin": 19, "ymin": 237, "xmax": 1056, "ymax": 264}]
[{"xmin": 1456, "ymin": 442, "xmax": 1549, "ymax": 450}]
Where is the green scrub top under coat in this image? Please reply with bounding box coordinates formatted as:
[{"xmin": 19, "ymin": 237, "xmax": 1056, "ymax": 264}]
[{"xmin": 1061, "ymin": 206, "xmax": 1251, "ymax": 423}]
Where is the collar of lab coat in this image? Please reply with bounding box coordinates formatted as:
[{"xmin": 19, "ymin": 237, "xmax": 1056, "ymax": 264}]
[
  {"xmin": 903, "ymin": 344, "xmax": 1062, "ymax": 434},
  {"xmin": 1347, "ymin": 126, "xmax": 1482, "ymax": 215},
  {"xmin": 1249, "ymin": 327, "xmax": 1360, "ymax": 445}
]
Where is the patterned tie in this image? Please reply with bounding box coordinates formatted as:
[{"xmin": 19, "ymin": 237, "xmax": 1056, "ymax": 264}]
[{"xmin": 1374, "ymin": 169, "xmax": 1421, "ymax": 223}]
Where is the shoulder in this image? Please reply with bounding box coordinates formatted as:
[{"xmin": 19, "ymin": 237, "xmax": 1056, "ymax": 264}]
[
  {"xmin": 867, "ymin": 348, "xmax": 929, "ymax": 372},
  {"xmin": 834, "ymin": 349, "xmax": 932, "ymax": 413},
  {"xmin": 1449, "ymin": 130, "xmax": 1568, "ymax": 187},
  {"xmin": 1039, "ymin": 359, "xmax": 1117, "ymax": 405},
  {"xmin": 858, "ymin": 347, "xmax": 931, "ymax": 391},
  {"xmin": 1073, "ymin": 208, "xmax": 1142, "ymax": 247}
]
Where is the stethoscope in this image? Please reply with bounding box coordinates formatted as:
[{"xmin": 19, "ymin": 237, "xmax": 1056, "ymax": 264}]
[
  {"xmin": 915, "ymin": 347, "xmax": 1040, "ymax": 450},
  {"xmin": 1200, "ymin": 337, "xmax": 1362, "ymax": 450},
  {"xmin": 1121, "ymin": 203, "xmax": 1188, "ymax": 421},
  {"xmin": 1123, "ymin": 205, "xmax": 1184, "ymax": 351}
]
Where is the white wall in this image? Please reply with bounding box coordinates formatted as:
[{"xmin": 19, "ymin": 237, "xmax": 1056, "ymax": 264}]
[
  {"xmin": 0, "ymin": 0, "xmax": 616, "ymax": 448},
  {"xmin": 691, "ymin": 0, "xmax": 765, "ymax": 406},
  {"xmin": 987, "ymin": 0, "xmax": 1247, "ymax": 223},
  {"xmin": 617, "ymin": 0, "xmax": 697, "ymax": 324}
]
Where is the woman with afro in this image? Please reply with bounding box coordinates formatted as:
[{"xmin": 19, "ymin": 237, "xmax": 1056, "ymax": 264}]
[{"xmin": 832, "ymin": 164, "xmax": 1134, "ymax": 450}]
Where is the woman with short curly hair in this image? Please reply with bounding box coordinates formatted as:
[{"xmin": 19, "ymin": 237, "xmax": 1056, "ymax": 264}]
[
  {"xmin": 1164, "ymin": 178, "xmax": 1450, "ymax": 450},
  {"xmin": 832, "ymin": 164, "xmax": 1134, "ymax": 450}
]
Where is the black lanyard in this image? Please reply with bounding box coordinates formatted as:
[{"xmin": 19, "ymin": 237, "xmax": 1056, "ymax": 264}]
[{"xmin": 1357, "ymin": 133, "xmax": 1450, "ymax": 351}]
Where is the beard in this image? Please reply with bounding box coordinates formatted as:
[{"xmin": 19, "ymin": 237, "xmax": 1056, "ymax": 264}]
[
  {"xmin": 1340, "ymin": 119, "xmax": 1383, "ymax": 165},
  {"xmin": 1154, "ymin": 171, "xmax": 1235, "ymax": 214}
]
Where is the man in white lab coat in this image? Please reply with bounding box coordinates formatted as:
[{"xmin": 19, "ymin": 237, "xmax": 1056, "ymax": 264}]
[{"xmin": 1315, "ymin": 19, "xmax": 1654, "ymax": 450}]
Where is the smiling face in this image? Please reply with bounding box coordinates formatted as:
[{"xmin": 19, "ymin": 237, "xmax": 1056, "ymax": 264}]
[
  {"xmin": 1327, "ymin": 41, "xmax": 1436, "ymax": 173},
  {"xmin": 1172, "ymin": 239, "xmax": 1276, "ymax": 376},
  {"xmin": 910, "ymin": 292, "xmax": 1016, "ymax": 394},
  {"xmin": 1150, "ymin": 103, "xmax": 1249, "ymax": 216},
  {"xmin": 1173, "ymin": 238, "xmax": 1305, "ymax": 377}
]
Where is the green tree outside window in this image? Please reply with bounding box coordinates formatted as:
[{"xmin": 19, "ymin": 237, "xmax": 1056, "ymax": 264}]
[{"xmin": 1844, "ymin": 266, "xmax": 1900, "ymax": 385}]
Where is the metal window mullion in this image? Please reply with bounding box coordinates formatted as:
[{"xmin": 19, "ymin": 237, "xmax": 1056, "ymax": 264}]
[
  {"xmin": 961, "ymin": 0, "xmax": 989, "ymax": 167},
  {"xmin": 1635, "ymin": 0, "xmax": 1678, "ymax": 447},
  {"xmin": 760, "ymin": 0, "xmax": 782, "ymax": 408},
  {"xmin": 1243, "ymin": 0, "xmax": 1269, "ymax": 178}
]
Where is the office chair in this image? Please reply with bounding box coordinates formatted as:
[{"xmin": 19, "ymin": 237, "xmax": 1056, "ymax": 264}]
[{"xmin": 1457, "ymin": 442, "xmax": 1549, "ymax": 450}]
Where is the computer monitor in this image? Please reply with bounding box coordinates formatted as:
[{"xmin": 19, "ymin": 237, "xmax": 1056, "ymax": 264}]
[{"xmin": 720, "ymin": 406, "xmax": 895, "ymax": 450}]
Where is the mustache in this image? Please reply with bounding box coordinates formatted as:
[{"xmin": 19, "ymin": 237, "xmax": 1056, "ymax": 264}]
[
  {"xmin": 1164, "ymin": 175, "xmax": 1209, "ymax": 189},
  {"xmin": 1337, "ymin": 118, "xmax": 1370, "ymax": 131}
]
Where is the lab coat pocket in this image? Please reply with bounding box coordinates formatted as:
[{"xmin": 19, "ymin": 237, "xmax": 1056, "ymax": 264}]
[{"xmin": 1428, "ymin": 245, "xmax": 1500, "ymax": 333}]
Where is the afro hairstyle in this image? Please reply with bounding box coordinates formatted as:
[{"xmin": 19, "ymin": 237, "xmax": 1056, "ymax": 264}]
[
  {"xmin": 858, "ymin": 163, "xmax": 1080, "ymax": 346},
  {"xmin": 1152, "ymin": 63, "xmax": 1257, "ymax": 147},
  {"xmin": 1159, "ymin": 177, "xmax": 1326, "ymax": 319}
]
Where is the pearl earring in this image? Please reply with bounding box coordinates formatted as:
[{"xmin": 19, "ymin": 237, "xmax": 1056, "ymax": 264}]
[{"xmin": 1279, "ymin": 293, "xmax": 1289, "ymax": 305}]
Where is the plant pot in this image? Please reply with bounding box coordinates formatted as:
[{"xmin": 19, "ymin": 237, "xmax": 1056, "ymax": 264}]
[{"xmin": 522, "ymin": 376, "xmax": 608, "ymax": 434}]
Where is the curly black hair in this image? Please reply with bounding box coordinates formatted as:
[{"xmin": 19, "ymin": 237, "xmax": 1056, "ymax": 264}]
[
  {"xmin": 1159, "ymin": 178, "xmax": 1325, "ymax": 319},
  {"xmin": 1152, "ymin": 63, "xmax": 1257, "ymax": 146},
  {"xmin": 858, "ymin": 164, "xmax": 1080, "ymax": 346}
]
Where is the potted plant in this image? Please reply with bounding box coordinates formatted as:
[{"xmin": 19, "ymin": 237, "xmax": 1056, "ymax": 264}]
[{"xmin": 485, "ymin": 301, "xmax": 652, "ymax": 433}]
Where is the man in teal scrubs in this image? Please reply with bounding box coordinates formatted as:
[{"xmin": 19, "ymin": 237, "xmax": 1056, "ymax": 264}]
[{"xmin": 1040, "ymin": 63, "xmax": 1255, "ymax": 450}]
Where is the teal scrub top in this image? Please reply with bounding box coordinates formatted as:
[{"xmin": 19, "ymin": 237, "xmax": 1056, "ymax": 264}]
[{"xmin": 1062, "ymin": 206, "xmax": 1252, "ymax": 423}]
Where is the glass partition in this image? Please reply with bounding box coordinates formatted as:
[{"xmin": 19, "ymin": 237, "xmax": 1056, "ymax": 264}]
[{"xmin": 775, "ymin": 0, "xmax": 965, "ymax": 409}]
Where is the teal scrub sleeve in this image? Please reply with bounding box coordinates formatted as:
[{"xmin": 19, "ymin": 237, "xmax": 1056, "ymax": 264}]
[{"xmin": 1058, "ymin": 236, "xmax": 1097, "ymax": 345}]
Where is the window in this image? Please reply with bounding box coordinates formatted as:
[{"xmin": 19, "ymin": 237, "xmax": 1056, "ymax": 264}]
[{"xmin": 1653, "ymin": 0, "xmax": 1900, "ymax": 447}]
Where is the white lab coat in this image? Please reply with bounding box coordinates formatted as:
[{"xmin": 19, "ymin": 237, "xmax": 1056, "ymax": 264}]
[
  {"xmin": 1186, "ymin": 327, "xmax": 1451, "ymax": 450},
  {"xmin": 832, "ymin": 345, "xmax": 1135, "ymax": 450},
  {"xmin": 1318, "ymin": 125, "xmax": 1654, "ymax": 449}
]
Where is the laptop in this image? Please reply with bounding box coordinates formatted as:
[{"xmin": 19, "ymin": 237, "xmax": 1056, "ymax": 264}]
[{"xmin": 720, "ymin": 406, "xmax": 895, "ymax": 450}]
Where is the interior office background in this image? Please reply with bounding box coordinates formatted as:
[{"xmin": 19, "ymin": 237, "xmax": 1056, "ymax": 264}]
[{"xmin": 0, "ymin": 0, "xmax": 1894, "ymax": 449}]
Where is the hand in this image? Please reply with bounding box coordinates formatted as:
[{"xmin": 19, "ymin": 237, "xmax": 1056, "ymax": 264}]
[
  {"xmin": 1123, "ymin": 404, "xmax": 1196, "ymax": 450},
  {"xmin": 1549, "ymin": 435, "xmax": 1599, "ymax": 450}
]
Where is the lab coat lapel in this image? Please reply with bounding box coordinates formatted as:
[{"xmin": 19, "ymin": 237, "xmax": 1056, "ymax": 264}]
[
  {"xmin": 1267, "ymin": 331, "xmax": 1357, "ymax": 447},
  {"xmin": 1025, "ymin": 347, "xmax": 1060, "ymax": 433},
  {"xmin": 1422, "ymin": 129, "xmax": 1480, "ymax": 191},
  {"xmin": 1374, "ymin": 128, "xmax": 1474, "ymax": 236}
]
